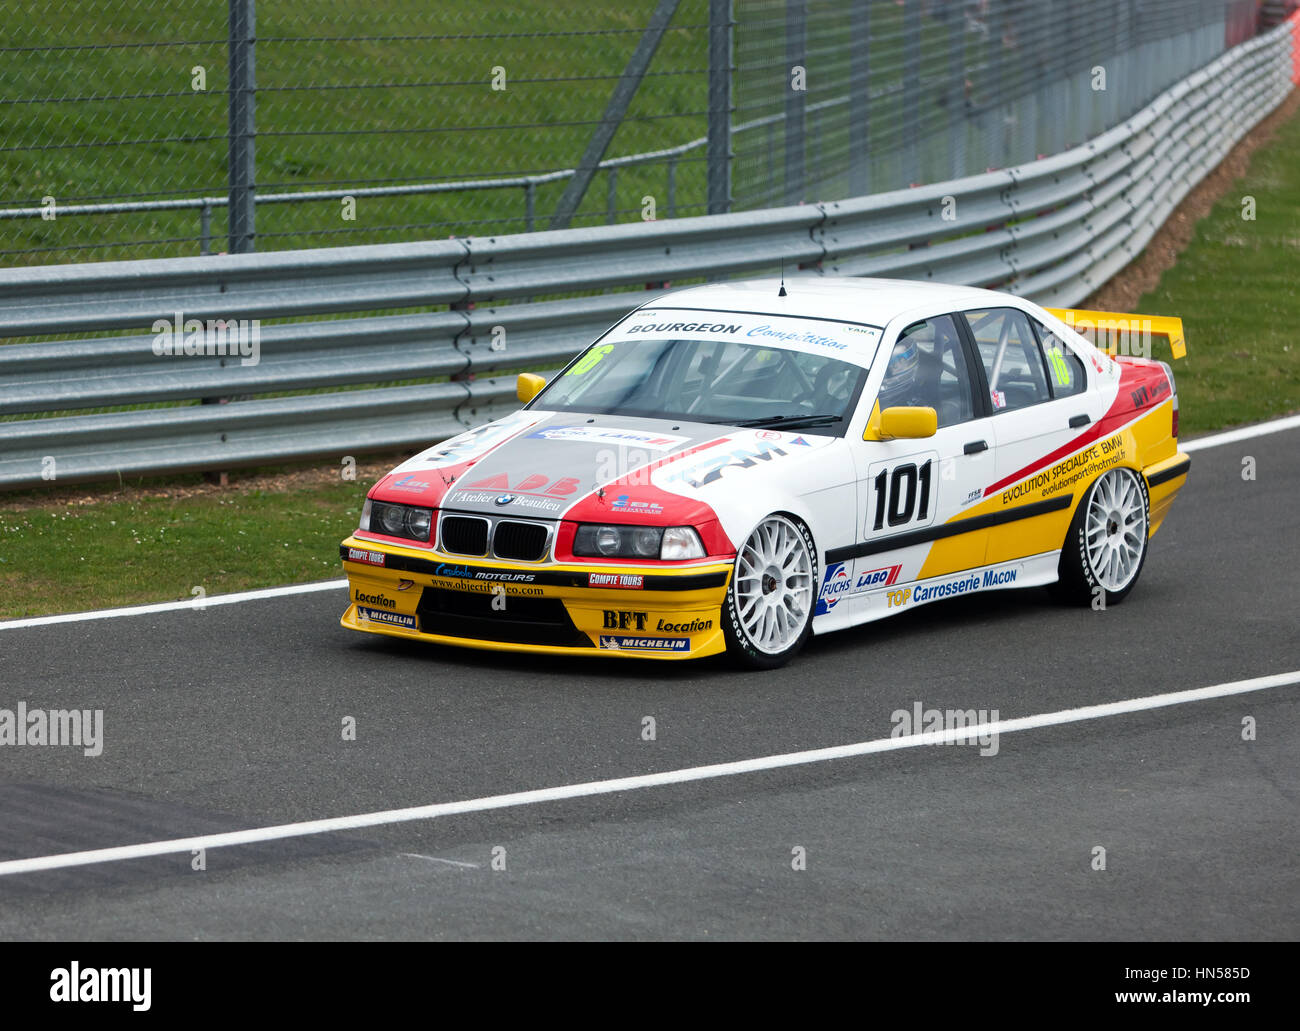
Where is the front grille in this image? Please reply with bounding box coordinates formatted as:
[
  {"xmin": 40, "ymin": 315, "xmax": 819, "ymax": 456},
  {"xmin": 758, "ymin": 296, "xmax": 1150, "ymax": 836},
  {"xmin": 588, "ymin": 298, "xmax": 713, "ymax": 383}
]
[
  {"xmin": 441, "ymin": 516, "xmax": 489, "ymax": 555},
  {"xmin": 492, "ymin": 520, "xmax": 548, "ymax": 561},
  {"xmin": 416, "ymin": 587, "xmax": 591, "ymax": 647}
]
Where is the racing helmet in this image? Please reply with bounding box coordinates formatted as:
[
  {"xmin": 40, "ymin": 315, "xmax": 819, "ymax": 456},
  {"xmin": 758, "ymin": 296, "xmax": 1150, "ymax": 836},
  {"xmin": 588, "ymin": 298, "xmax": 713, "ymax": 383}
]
[{"xmin": 878, "ymin": 337, "xmax": 920, "ymax": 409}]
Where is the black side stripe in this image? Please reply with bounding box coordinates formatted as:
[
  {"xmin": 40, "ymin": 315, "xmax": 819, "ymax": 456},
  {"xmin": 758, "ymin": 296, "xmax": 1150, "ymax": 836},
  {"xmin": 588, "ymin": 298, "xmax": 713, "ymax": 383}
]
[
  {"xmin": 826, "ymin": 495, "xmax": 1074, "ymax": 564},
  {"xmin": 1146, "ymin": 457, "xmax": 1191, "ymax": 488}
]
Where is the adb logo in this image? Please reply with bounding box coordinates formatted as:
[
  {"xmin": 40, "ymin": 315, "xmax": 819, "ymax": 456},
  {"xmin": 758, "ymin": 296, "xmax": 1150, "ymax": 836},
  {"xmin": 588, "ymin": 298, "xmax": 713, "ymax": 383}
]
[{"xmin": 816, "ymin": 563, "xmax": 853, "ymax": 615}]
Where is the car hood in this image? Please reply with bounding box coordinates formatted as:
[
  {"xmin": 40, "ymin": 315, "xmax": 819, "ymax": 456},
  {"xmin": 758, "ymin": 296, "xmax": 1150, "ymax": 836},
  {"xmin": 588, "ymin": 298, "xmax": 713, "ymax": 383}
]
[{"xmin": 371, "ymin": 409, "xmax": 836, "ymax": 524}]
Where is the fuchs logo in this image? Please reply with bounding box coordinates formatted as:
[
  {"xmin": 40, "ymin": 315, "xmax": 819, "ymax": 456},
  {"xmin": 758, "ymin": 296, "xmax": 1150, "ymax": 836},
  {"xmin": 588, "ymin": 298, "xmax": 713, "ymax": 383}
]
[
  {"xmin": 151, "ymin": 312, "xmax": 260, "ymax": 367},
  {"xmin": 855, "ymin": 564, "xmax": 901, "ymax": 590},
  {"xmin": 817, "ymin": 563, "xmax": 853, "ymax": 613}
]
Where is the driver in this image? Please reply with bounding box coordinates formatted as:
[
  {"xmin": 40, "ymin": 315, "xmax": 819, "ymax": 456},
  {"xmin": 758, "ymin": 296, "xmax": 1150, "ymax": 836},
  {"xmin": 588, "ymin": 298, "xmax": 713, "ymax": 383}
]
[{"xmin": 877, "ymin": 336, "xmax": 926, "ymax": 409}]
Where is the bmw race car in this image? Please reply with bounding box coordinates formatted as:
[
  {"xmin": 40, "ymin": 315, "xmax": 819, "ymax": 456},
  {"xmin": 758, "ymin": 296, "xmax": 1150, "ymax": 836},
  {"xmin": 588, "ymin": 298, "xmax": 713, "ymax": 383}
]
[{"xmin": 340, "ymin": 277, "xmax": 1190, "ymax": 668}]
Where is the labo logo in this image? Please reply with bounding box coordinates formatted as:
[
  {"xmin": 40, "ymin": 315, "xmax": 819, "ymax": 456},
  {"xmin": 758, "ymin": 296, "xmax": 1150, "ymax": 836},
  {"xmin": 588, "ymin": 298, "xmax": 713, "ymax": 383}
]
[
  {"xmin": 50, "ymin": 962, "xmax": 151, "ymax": 1011},
  {"xmin": 602, "ymin": 609, "xmax": 649, "ymax": 630},
  {"xmin": 856, "ymin": 564, "xmax": 901, "ymax": 589}
]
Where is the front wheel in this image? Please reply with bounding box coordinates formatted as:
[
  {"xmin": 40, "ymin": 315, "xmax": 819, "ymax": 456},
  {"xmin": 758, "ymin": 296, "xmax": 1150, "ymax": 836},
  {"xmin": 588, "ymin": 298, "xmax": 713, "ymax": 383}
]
[
  {"xmin": 1052, "ymin": 466, "xmax": 1150, "ymax": 606},
  {"xmin": 722, "ymin": 514, "xmax": 817, "ymax": 669}
]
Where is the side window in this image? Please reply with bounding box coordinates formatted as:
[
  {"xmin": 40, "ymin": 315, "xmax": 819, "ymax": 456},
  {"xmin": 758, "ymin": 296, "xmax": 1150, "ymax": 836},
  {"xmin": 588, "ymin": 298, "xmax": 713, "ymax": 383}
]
[
  {"xmin": 964, "ymin": 308, "xmax": 1051, "ymax": 413},
  {"xmin": 878, "ymin": 314, "xmax": 976, "ymax": 428},
  {"xmin": 1033, "ymin": 322, "xmax": 1087, "ymax": 399}
]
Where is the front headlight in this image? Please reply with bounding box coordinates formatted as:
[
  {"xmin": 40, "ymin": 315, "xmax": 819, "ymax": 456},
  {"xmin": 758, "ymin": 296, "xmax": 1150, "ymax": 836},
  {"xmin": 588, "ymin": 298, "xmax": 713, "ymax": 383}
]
[
  {"xmin": 660, "ymin": 526, "xmax": 705, "ymax": 560},
  {"xmin": 573, "ymin": 524, "xmax": 704, "ymax": 560},
  {"xmin": 362, "ymin": 499, "xmax": 434, "ymax": 543}
]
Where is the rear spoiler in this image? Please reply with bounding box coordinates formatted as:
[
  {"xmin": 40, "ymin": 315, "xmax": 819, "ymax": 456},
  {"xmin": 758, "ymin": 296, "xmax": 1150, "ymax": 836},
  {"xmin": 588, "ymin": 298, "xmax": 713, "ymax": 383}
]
[{"xmin": 1045, "ymin": 307, "xmax": 1187, "ymax": 361}]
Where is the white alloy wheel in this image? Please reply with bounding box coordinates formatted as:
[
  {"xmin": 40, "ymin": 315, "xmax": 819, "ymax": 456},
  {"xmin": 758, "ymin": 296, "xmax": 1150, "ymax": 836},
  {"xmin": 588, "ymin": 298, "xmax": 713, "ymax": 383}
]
[
  {"xmin": 732, "ymin": 515, "xmax": 816, "ymax": 656},
  {"xmin": 1084, "ymin": 467, "xmax": 1148, "ymax": 592}
]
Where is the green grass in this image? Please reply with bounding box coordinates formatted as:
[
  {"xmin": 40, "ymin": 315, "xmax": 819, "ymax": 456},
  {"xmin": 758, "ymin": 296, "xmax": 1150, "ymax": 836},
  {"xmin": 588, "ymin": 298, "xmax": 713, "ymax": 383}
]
[
  {"xmin": 0, "ymin": 0, "xmax": 713, "ymax": 265},
  {"xmin": 0, "ymin": 473, "xmax": 367, "ymax": 619},
  {"xmin": 1134, "ymin": 103, "xmax": 1300, "ymax": 435}
]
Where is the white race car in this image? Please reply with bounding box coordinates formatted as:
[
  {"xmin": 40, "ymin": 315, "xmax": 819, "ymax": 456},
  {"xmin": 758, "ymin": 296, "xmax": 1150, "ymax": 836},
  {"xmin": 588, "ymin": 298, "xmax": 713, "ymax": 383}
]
[{"xmin": 340, "ymin": 277, "xmax": 1190, "ymax": 668}]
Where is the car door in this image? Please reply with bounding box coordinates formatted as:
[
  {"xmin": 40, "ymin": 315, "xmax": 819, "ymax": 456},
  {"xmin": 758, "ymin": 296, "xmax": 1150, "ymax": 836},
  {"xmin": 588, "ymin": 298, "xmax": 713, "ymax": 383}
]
[
  {"xmin": 818, "ymin": 313, "xmax": 995, "ymax": 624},
  {"xmin": 958, "ymin": 306, "xmax": 1097, "ymax": 566}
]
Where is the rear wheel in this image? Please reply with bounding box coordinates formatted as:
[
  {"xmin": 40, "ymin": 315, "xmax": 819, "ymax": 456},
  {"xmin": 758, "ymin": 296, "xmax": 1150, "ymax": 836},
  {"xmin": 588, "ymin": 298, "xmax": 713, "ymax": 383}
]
[
  {"xmin": 1052, "ymin": 466, "xmax": 1149, "ymax": 606},
  {"xmin": 722, "ymin": 514, "xmax": 817, "ymax": 669}
]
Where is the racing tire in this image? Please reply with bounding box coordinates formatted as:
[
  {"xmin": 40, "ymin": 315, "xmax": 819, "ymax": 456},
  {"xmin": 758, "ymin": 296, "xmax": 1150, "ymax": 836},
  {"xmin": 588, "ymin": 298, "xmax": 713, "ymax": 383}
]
[
  {"xmin": 722, "ymin": 514, "xmax": 817, "ymax": 669},
  {"xmin": 1051, "ymin": 466, "xmax": 1150, "ymax": 607}
]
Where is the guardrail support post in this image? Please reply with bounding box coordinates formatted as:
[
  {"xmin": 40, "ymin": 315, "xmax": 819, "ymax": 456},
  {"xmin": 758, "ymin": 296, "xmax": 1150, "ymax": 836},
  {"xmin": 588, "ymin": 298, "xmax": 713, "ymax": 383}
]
[
  {"xmin": 227, "ymin": 0, "xmax": 256, "ymax": 253},
  {"xmin": 707, "ymin": 0, "xmax": 732, "ymax": 214},
  {"xmin": 784, "ymin": 0, "xmax": 806, "ymax": 203}
]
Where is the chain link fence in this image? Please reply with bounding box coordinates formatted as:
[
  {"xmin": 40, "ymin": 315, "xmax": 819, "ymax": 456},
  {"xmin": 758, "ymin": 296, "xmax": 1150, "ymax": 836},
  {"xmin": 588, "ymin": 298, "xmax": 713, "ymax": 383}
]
[{"xmin": 0, "ymin": 0, "xmax": 1279, "ymax": 266}]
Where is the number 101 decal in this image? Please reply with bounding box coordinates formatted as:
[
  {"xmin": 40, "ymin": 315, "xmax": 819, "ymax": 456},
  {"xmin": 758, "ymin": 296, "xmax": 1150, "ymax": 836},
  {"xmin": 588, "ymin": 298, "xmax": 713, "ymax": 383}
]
[{"xmin": 867, "ymin": 452, "xmax": 939, "ymax": 535}]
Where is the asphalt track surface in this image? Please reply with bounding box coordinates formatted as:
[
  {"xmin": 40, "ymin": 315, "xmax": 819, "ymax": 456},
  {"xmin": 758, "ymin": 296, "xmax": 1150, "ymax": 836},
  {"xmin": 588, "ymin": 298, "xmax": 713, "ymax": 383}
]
[{"xmin": 0, "ymin": 426, "xmax": 1296, "ymax": 940}]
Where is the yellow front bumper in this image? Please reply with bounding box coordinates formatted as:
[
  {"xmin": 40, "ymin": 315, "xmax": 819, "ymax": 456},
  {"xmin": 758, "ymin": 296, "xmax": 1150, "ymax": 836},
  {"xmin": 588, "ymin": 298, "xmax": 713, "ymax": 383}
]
[{"xmin": 339, "ymin": 536, "xmax": 732, "ymax": 660}]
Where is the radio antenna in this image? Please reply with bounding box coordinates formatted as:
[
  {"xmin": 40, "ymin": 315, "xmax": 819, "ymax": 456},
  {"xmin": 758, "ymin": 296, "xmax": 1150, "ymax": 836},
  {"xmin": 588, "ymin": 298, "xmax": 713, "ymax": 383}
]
[{"xmin": 779, "ymin": 258, "xmax": 787, "ymax": 297}]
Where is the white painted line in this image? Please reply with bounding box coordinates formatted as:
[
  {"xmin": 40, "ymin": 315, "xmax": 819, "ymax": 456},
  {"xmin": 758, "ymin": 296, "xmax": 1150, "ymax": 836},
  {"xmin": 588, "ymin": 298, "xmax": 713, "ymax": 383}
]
[
  {"xmin": 400, "ymin": 853, "xmax": 479, "ymax": 869},
  {"xmin": 1182, "ymin": 413, "xmax": 1300, "ymax": 452},
  {"xmin": 0, "ymin": 579, "xmax": 347, "ymax": 631},
  {"xmin": 0, "ymin": 669, "xmax": 1295, "ymax": 878}
]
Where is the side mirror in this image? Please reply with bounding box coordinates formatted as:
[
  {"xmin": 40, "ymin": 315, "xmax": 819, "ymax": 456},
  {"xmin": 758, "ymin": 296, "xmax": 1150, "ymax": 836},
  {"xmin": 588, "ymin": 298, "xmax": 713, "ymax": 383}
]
[
  {"xmin": 516, "ymin": 373, "xmax": 546, "ymax": 404},
  {"xmin": 876, "ymin": 405, "xmax": 937, "ymax": 440}
]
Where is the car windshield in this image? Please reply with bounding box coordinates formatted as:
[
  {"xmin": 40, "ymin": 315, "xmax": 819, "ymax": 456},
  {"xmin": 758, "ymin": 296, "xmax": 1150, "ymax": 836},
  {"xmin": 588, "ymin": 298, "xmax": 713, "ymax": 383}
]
[{"xmin": 534, "ymin": 336, "xmax": 870, "ymax": 434}]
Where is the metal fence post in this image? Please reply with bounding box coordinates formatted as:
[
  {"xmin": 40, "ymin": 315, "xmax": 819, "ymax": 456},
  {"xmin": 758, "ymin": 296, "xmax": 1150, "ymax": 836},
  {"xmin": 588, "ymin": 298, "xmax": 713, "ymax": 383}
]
[
  {"xmin": 948, "ymin": 6, "xmax": 966, "ymax": 180},
  {"xmin": 784, "ymin": 0, "xmax": 806, "ymax": 204},
  {"xmin": 707, "ymin": 0, "xmax": 733, "ymax": 215},
  {"xmin": 200, "ymin": 203, "xmax": 212, "ymax": 255},
  {"xmin": 548, "ymin": 0, "xmax": 681, "ymax": 229},
  {"xmin": 902, "ymin": 0, "xmax": 921, "ymax": 184},
  {"xmin": 848, "ymin": 0, "xmax": 870, "ymax": 196},
  {"xmin": 227, "ymin": 0, "xmax": 256, "ymax": 253}
]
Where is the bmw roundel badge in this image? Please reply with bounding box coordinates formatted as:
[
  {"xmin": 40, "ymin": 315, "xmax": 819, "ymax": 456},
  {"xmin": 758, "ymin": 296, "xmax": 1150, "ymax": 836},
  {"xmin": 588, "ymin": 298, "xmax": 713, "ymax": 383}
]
[{"xmin": 494, "ymin": 494, "xmax": 515, "ymax": 506}]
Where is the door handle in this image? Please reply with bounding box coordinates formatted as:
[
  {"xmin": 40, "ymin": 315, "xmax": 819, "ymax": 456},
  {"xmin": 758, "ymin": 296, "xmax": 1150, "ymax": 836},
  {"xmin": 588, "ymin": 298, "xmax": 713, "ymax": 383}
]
[
  {"xmin": 1069, "ymin": 414, "xmax": 1091, "ymax": 428},
  {"xmin": 964, "ymin": 440, "xmax": 988, "ymax": 454}
]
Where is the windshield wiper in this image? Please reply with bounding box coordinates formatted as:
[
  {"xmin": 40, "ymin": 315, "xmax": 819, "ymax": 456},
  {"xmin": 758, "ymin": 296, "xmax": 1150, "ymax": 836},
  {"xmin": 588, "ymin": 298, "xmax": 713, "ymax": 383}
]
[{"xmin": 722, "ymin": 413, "xmax": 844, "ymax": 430}]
